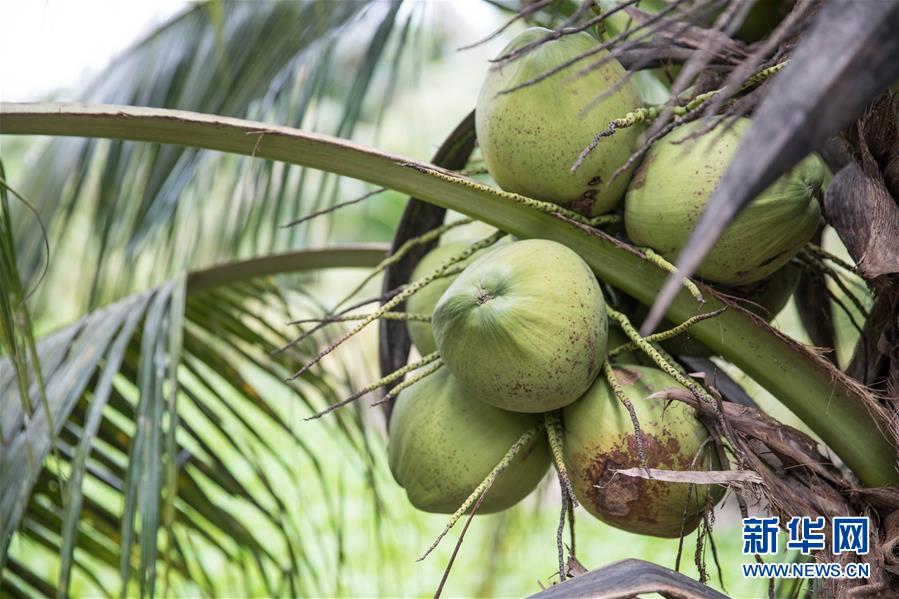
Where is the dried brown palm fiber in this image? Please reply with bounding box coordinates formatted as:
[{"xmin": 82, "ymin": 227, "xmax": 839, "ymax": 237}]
[
  {"xmin": 824, "ymin": 163, "xmax": 899, "ymax": 280},
  {"xmin": 490, "ymin": 0, "xmax": 644, "ymax": 65},
  {"xmin": 846, "ymin": 278, "xmax": 899, "ymax": 412},
  {"xmin": 570, "ymin": 1, "xmax": 749, "ymax": 121},
  {"xmin": 455, "ymin": 0, "xmax": 557, "ymax": 51},
  {"xmin": 850, "ymin": 93, "xmax": 899, "ymax": 194},
  {"xmin": 644, "ymin": 0, "xmax": 756, "ymax": 142},
  {"xmin": 699, "ymin": 0, "xmax": 821, "ymax": 120},
  {"xmin": 622, "ymin": 3, "xmax": 749, "ymax": 63},
  {"xmin": 649, "ymin": 387, "xmax": 895, "ymax": 596},
  {"xmin": 882, "ymin": 510, "xmax": 899, "ymax": 575},
  {"xmin": 828, "ymin": 94, "xmax": 899, "ymax": 423}
]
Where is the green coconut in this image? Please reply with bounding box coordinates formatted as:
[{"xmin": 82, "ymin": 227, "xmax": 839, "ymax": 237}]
[
  {"xmin": 476, "ymin": 27, "xmax": 643, "ymax": 216},
  {"xmin": 388, "ymin": 366, "xmax": 550, "ymax": 514},
  {"xmin": 563, "ymin": 365, "xmax": 724, "ymax": 537},
  {"xmin": 432, "ymin": 239, "xmax": 607, "ymax": 413},
  {"xmin": 406, "ymin": 241, "xmax": 496, "ymax": 357},
  {"xmin": 625, "ymin": 118, "xmax": 827, "ymax": 285}
]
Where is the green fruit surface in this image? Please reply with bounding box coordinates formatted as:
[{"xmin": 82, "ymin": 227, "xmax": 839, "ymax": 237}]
[
  {"xmin": 624, "ymin": 118, "xmax": 826, "ymax": 285},
  {"xmin": 406, "ymin": 241, "xmax": 491, "ymax": 357},
  {"xmin": 388, "ymin": 366, "xmax": 550, "ymax": 514},
  {"xmin": 476, "ymin": 27, "xmax": 643, "ymax": 216},
  {"xmin": 563, "ymin": 365, "xmax": 723, "ymax": 537},
  {"xmin": 432, "ymin": 239, "xmax": 608, "ymax": 412}
]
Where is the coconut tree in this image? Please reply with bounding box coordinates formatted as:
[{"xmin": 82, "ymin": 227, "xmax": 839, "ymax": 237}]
[{"xmin": 2, "ymin": 0, "xmax": 898, "ymax": 597}]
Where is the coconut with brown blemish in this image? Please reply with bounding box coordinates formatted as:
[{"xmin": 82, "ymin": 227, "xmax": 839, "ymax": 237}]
[{"xmin": 562, "ymin": 365, "xmax": 724, "ymax": 537}]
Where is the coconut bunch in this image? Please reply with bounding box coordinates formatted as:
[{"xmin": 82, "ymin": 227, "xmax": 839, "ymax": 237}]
[
  {"xmin": 391, "ymin": 235, "xmax": 724, "ymax": 541},
  {"xmin": 296, "ymin": 8, "xmax": 883, "ymax": 589},
  {"xmin": 386, "ymin": 22, "xmax": 837, "ymax": 556},
  {"xmin": 472, "ymin": 25, "xmax": 828, "ymax": 355},
  {"xmin": 383, "ymin": 28, "xmax": 748, "ymax": 546}
]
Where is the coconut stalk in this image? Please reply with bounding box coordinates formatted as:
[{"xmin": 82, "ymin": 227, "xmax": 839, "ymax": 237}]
[{"xmin": 1, "ymin": 102, "xmax": 895, "ymax": 486}]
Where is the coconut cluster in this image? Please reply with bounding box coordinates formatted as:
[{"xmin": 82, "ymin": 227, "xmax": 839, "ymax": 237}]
[
  {"xmin": 390, "ymin": 235, "xmax": 722, "ymax": 536},
  {"xmin": 391, "ymin": 24, "xmax": 827, "ymax": 538},
  {"xmin": 390, "ymin": 238, "xmax": 607, "ymax": 514}
]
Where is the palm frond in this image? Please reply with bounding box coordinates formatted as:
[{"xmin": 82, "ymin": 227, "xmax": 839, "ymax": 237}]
[
  {"xmin": 3, "ymin": 101, "xmax": 894, "ymax": 487},
  {"xmin": 529, "ymin": 558, "xmax": 729, "ymax": 598},
  {"xmin": 1, "ymin": 246, "xmax": 388, "ymax": 595},
  {"xmin": 0, "ymin": 164, "xmax": 48, "ymax": 440},
  {"xmin": 9, "ymin": 0, "xmax": 411, "ymax": 316}
]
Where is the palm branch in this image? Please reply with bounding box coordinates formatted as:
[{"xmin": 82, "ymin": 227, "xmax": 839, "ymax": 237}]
[
  {"xmin": 1, "ymin": 246, "xmax": 390, "ymax": 596},
  {"xmin": 0, "ymin": 0, "xmax": 424, "ymax": 594},
  {"xmin": 10, "ymin": 0, "xmax": 411, "ymax": 312}
]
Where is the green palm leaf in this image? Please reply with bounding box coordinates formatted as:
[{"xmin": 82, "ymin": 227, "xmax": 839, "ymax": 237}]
[
  {"xmin": 0, "ymin": 162, "xmax": 49, "ymax": 444},
  {"xmin": 10, "ymin": 0, "xmax": 408, "ymax": 312},
  {"xmin": 1, "ymin": 246, "xmax": 387, "ymax": 596}
]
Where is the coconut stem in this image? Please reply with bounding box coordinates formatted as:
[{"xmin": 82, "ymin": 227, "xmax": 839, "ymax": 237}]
[
  {"xmin": 331, "ymin": 218, "xmax": 474, "ymax": 311},
  {"xmin": 289, "ymin": 311, "xmax": 431, "ymax": 325},
  {"xmin": 370, "ymin": 360, "xmax": 443, "ymax": 407},
  {"xmin": 402, "ymin": 163, "xmax": 620, "ymax": 228},
  {"xmin": 417, "ymin": 422, "xmax": 544, "ymax": 562},
  {"xmin": 613, "ymin": 308, "xmax": 752, "ymax": 471},
  {"xmin": 805, "ymin": 243, "xmax": 858, "ymax": 275},
  {"xmin": 544, "ymin": 412, "xmax": 578, "ymax": 507},
  {"xmin": 602, "ymin": 360, "xmax": 648, "ymax": 471},
  {"xmin": 652, "ymin": 343, "xmax": 688, "ymax": 377},
  {"xmin": 608, "ymin": 308, "xmax": 712, "ymax": 402},
  {"xmin": 305, "ymin": 352, "xmax": 440, "ymax": 420},
  {"xmin": 556, "ymin": 476, "xmax": 568, "ymax": 582},
  {"xmin": 642, "ymin": 248, "xmax": 704, "ymax": 304},
  {"xmin": 573, "ymin": 60, "xmax": 788, "ymax": 173},
  {"xmin": 290, "ymin": 231, "xmax": 506, "ymax": 380},
  {"xmin": 571, "ymin": 107, "xmax": 658, "ymax": 173},
  {"xmin": 607, "ymin": 308, "xmax": 726, "ymax": 357},
  {"xmin": 567, "ymin": 496, "xmax": 576, "ymax": 557},
  {"xmin": 606, "ymin": 308, "xmax": 740, "ymax": 462}
]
